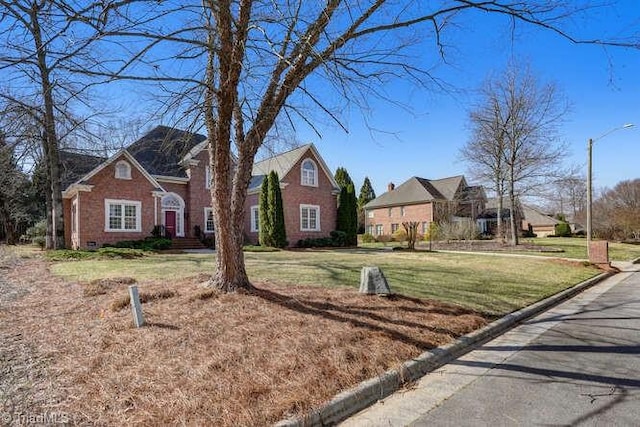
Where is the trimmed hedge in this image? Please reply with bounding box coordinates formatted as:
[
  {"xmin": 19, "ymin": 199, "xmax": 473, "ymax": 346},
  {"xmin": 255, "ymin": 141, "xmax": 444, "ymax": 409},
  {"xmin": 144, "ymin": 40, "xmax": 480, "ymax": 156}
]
[
  {"xmin": 102, "ymin": 237, "xmax": 172, "ymax": 251},
  {"xmin": 297, "ymin": 230, "xmax": 348, "ymax": 248}
]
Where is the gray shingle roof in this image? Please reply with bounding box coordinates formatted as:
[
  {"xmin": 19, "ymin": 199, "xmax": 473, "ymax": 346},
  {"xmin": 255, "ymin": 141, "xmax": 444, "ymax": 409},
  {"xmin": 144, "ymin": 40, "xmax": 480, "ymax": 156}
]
[
  {"xmin": 364, "ymin": 175, "xmax": 467, "ymax": 209},
  {"xmin": 59, "ymin": 151, "xmax": 107, "ymax": 189},
  {"xmin": 127, "ymin": 125, "xmax": 207, "ymax": 177},
  {"xmin": 252, "ymin": 144, "xmax": 311, "ymax": 178},
  {"xmin": 522, "ymin": 205, "xmax": 560, "ymax": 226}
]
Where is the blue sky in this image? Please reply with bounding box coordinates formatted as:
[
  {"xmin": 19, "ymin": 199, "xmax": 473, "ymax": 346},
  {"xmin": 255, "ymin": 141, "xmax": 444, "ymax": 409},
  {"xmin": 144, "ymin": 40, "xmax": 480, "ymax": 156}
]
[
  {"xmin": 101, "ymin": 2, "xmax": 639, "ymax": 200},
  {"xmin": 292, "ymin": 2, "xmax": 640, "ymax": 198}
]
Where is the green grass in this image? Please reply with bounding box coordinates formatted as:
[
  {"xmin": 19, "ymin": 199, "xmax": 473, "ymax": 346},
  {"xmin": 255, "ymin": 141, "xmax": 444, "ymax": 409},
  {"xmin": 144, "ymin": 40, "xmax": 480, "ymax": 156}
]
[
  {"xmin": 519, "ymin": 237, "xmax": 640, "ymax": 261},
  {"xmin": 50, "ymin": 248, "xmax": 600, "ymax": 317}
]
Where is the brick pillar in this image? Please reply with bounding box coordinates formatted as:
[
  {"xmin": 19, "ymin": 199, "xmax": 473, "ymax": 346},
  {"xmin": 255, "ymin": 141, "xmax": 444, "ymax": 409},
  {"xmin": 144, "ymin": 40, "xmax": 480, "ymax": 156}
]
[{"xmin": 589, "ymin": 241, "xmax": 609, "ymax": 266}]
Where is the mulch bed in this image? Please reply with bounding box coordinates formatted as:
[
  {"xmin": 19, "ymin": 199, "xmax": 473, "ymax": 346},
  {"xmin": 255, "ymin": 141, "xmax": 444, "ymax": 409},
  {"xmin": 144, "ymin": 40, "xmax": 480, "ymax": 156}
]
[{"xmin": 0, "ymin": 250, "xmax": 488, "ymax": 426}]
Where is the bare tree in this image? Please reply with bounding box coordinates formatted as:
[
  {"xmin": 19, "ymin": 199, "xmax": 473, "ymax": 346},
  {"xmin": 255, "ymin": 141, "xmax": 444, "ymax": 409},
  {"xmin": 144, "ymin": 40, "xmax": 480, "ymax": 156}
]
[
  {"xmin": 87, "ymin": 2, "xmax": 639, "ymax": 290},
  {"xmin": 0, "ymin": 1, "xmax": 110, "ymax": 248},
  {"xmin": 592, "ymin": 179, "xmax": 640, "ymax": 240},
  {"xmin": 461, "ymin": 88, "xmax": 508, "ymax": 240},
  {"xmin": 462, "ymin": 63, "xmax": 567, "ymax": 245},
  {"xmin": 541, "ymin": 169, "xmax": 587, "ymax": 221}
]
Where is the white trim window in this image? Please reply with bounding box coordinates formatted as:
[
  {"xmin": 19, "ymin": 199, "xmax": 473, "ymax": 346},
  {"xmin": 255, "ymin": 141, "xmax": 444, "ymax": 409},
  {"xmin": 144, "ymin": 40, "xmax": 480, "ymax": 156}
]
[
  {"xmin": 300, "ymin": 204, "xmax": 320, "ymax": 231},
  {"xmin": 204, "ymin": 207, "xmax": 215, "ymax": 233},
  {"xmin": 301, "ymin": 159, "xmax": 318, "ymax": 187},
  {"xmin": 105, "ymin": 199, "xmax": 141, "ymax": 232},
  {"xmin": 115, "ymin": 160, "xmax": 132, "ymax": 180},
  {"xmin": 251, "ymin": 205, "xmax": 260, "ymax": 232},
  {"xmin": 205, "ymin": 166, "xmax": 212, "ymax": 189}
]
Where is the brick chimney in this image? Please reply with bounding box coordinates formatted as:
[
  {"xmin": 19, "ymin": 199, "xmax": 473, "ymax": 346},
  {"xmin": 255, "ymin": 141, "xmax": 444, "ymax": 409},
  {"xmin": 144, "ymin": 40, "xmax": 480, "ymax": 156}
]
[{"xmin": 387, "ymin": 182, "xmax": 395, "ymax": 192}]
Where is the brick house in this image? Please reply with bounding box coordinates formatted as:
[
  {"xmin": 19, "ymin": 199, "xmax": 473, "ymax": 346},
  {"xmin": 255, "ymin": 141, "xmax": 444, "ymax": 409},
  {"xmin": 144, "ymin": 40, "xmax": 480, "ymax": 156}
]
[
  {"xmin": 61, "ymin": 126, "xmax": 339, "ymax": 249},
  {"xmin": 520, "ymin": 205, "xmax": 560, "ymax": 237},
  {"xmin": 363, "ymin": 175, "xmax": 485, "ymax": 237}
]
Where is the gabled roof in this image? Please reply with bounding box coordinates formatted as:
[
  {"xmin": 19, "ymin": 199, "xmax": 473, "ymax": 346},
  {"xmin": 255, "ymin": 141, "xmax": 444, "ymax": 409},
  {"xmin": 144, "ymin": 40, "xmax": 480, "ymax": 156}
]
[
  {"xmin": 60, "ymin": 151, "xmax": 107, "ymax": 189},
  {"xmin": 429, "ymin": 175, "xmax": 466, "ymax": 201},
  {"xmin": 364, "ymin": 175, "xmax": 468, "ymax": 209},
  {"xmin": 62, "ymin": 149, "xmax": 164, "ymax": 196},
  {"xmin": 250, "ymin": 144, "xmax": 339, "ymax": 191},
  {"xmin": 127, "ymin": 125, "xmax": 207, "ymax": 178},
  {"xmin": 522, "ymin": 205, "xmax": 560, "ymax": 226}
]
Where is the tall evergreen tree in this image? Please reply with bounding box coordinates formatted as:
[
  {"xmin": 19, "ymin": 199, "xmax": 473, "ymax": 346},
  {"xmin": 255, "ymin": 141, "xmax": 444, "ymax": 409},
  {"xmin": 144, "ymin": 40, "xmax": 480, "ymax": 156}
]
[
  {"xmin": 337, "ymin": 182, "xmax": 358, "ymax": 245},
  {"xmin": 334, "ymin": 167, "xmax": 354, "ymax": 190},
  {"xmin": 358, "ymin": 177, "xmax": 377, "ymax": 233},
  {"xmin": 358, "ymin": 177, "xmax": 376, "ymax": 208},
  {"xmin": 346, "ymin": 183, "xmax": 358, "ymax": 245},
  {"xmin": 258, "ymin": 176, "xmax": 273, "ymax": 247},
  {"xmin": 0, "ymin": 136, "xmax": 36, "ymax": 244},
  {"xmin": 268, "ymin": 171, "xmax": 287, "ymax": 248},
  {"xmin": 259, "ymin": 171, "xmax": 287, "ymax": 248}
]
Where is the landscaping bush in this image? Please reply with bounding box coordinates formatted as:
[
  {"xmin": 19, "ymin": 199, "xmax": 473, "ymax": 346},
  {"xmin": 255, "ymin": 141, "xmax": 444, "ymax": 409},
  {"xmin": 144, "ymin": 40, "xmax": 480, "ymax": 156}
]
[
  {"xmin": 201, "ymin": 235, "xmax": 215, "ymax": 249},
  {"xmin": 437, "ymin": 220, "xmax": 479, "ymax": 242},
  {"xmin": 522, "ymin": 224, "xmax": 537, "ymax": 238},
  {"xmin": 103, "ymin": 237, "xmax": 172, "ymax": 251},
  {"xmin": 392, "ymin": 228, "xmax": 407, "ymax": 242},
  {"xmin": 296, "ymin": 231, "xmax": 350, "ymax": 248},
  {"xmin": 97, "ymin": 247, "xmax": 145, "ymax": 259},
  {"xmin": 360, "ymin": 233, "xmax": 375, "ymax": 244},
  {"xmin": 329, "ymin": 230, "xmax": 348, "ymax": 247},
  {"xmin": 45, "ymin": 247, "xmax": 145, "ymax": 261},
  {"xmin": 376, "ymin": 234, "xmax": 392, "ymax": 245},
  {"xmin": 22, "ymin": 219, "xmax": 47, "ymax": 249},
  {"xmin": 45, "ymin": 250, "xmax": 96, "ymax": 261},
  {"xmin": 554, "ymin": 222, "xmax": 572, "ymax": 237},
  {"xmin": 424, "ymin": 222, "xmax": 439, "ymax": 241}
]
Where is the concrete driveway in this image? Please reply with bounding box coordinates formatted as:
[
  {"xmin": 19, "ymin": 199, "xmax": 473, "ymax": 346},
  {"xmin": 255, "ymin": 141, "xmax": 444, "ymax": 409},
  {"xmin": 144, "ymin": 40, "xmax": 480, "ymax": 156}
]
[{"xmin": 342, "ymin": 263, "xmax": 640, "ymax": 426}]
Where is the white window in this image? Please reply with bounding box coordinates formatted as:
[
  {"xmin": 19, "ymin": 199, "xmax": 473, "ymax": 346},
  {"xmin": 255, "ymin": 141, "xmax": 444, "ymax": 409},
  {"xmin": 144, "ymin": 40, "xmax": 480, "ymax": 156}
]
[
  {"xmin": 422, "ymin": 221, "xmax": 429, "ymax": 233},
  {"xmin": 367, "ymin": 210, "xmax": 374, "ymax": 218},
  {"xmin": 115, "ymin": 160, "xmax": 131, "ymax": 180},
  {"xmin": 367, "ymin": 225, "xmax": 374, "ymax": 235},
  {"xmin": 301, "ymin": 159, "xmax": 317, "ymax": 187},
  {"xmin": 300, "ymin": 204, "xmax": 320, "ymax": 231},
  {"xmin": 204, "ymin": 208, "xmax": 215, "ymax": 233},
  {"xmin": 251, "ymin": 206, "xmax": 260, "ymax": 232},
  {"xmin": 375, "ymin": 224, "xmax": 383, "ymax": 235},
  {"xmin": 391, "ymin": 223, "xmax": 399, "ymax": 233},
  {"xmin": 400, "ymin": 206, "xmax": 405, "ymax": 217},
  {"xmin": 105, "ymin": 199, "xmax": 141, "ymax": 232},
  {"xmin": 388, "ymin": 207, "xmax": 392, "ymax": 217},
  {"xmin": 205, "ymin": 166, "xmax": 212, "ymax": 189}
]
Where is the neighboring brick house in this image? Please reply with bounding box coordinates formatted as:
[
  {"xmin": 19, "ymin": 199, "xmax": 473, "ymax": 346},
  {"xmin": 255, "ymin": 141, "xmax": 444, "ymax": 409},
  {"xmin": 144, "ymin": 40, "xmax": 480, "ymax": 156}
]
[
  {"xmin": 61, "ymin": 126, "xmax": 339, "ymax": 249},
  {"xmin": 520, "ymin": 205, "xmax": 560, "ymax": 237},
  {"xmin": 363, "ymin": 175, "xmax": 486, "ymax": 237}
]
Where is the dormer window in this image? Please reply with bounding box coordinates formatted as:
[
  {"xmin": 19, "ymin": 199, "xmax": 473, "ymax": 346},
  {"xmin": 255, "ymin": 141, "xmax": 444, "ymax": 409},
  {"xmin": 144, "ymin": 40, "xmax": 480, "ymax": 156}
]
[
  {"xmin": 301, "ymin": 159, "xmax": 317, "ymax": 187},
  {"xmin": 115, "ymin": 160, "xmax": 131, "ymax": 180}
]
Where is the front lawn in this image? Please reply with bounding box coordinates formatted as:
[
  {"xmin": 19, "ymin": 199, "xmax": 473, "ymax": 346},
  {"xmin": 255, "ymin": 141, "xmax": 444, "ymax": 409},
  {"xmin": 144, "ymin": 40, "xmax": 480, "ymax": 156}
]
[
  {"xmin": 2, "ymin": 246, "xmax": 604, "ymax": 426},
  {"xmin": 51, "ymin": 248, "xmax": 600, "ymax": 317},
  {"xmin": 524, "ymin": 237, "xmax": 640, "ymax": 261}
]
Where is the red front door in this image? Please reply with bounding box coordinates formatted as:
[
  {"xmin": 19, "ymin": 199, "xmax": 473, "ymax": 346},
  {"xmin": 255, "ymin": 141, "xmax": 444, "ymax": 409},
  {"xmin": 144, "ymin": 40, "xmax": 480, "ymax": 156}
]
[{"xmin": 165, "ymin": 211, "xmax": 177, "ymax": 237}]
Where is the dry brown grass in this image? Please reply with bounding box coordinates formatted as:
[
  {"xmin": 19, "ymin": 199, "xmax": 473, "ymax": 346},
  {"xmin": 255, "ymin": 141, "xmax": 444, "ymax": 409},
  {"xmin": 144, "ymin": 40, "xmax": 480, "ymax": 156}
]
[
  {"xmin": 83, "ymin": 277, "xmax": 137, "ymax": 297},
  {"xmin": 1, "ymin": 254, "xmax": 487, "ymax": 426}
]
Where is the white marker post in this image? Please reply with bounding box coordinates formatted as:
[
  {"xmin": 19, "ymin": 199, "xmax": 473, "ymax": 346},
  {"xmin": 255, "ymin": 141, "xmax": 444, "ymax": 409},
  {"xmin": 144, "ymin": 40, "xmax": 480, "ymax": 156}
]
[{"xmin": 128, "ymin": 285, "xmax": 145, "ymax": 327}]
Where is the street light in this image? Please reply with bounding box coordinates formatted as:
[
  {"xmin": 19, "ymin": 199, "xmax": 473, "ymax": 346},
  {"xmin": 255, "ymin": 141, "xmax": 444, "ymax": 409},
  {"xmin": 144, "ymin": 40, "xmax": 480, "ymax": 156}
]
[{"xmin": 586, "ymin": 123, "xmax": 634, "ymax": 259}]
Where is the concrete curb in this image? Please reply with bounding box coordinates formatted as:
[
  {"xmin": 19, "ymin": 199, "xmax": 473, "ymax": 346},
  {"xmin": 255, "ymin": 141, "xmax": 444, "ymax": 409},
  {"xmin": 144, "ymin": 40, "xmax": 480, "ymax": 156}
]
[{"xmin": 275, "ymin": 270, "xmax": 616, "ymax": 427}]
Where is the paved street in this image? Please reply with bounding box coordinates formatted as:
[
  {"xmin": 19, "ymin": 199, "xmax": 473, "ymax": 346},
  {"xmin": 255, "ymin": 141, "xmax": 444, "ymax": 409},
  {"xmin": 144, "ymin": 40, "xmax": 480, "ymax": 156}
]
[{"xmin": 342, "ymin": 263, "xmax": 640, "ymax": 426}]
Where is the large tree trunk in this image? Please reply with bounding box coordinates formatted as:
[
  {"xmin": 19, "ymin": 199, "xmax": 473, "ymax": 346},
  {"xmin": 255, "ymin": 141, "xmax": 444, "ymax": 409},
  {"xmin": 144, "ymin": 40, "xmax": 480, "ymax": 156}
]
[
  {"xmin": 0, "ymin": 203, "xmax": 16, "ymax": 245},
  {"xmin": 32, "ymin": 5, "xmax": 64, "ymax": 249}
]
